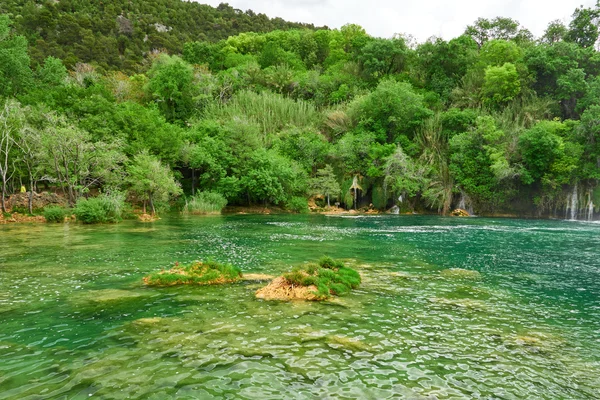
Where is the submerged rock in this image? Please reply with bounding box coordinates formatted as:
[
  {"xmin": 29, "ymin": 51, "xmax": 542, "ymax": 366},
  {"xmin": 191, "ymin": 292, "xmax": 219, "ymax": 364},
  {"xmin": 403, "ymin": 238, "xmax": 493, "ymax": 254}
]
[
  {"xmin": 440, "ymin": 268, "xmax": 481, "ymax": 280},
  {"xmin": 428, "ymin": 297, "xmax": 487, "ymax": 311},
  {"xmin": 73, "ymin": 289, "xmax": 145, "ymax": 304},
  {"xmin": 327, "ymin": 335, "xmax": 370, "ymax": 352}
]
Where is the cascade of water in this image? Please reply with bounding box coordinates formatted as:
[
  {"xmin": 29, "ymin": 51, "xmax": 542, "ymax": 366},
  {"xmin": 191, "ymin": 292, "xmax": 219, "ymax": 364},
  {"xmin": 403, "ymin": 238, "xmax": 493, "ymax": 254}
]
[
  {"xmin": 586, "ymin": 191, "xmax": 594, "ymax": 221},
  {"xmin": 390, "ymin": 205, "xmax": 400, "ymax": 214},
  {"xmin": 570, "ymin": 185, "xmax": 578, "ymax": 220},
  {"xmin": 457, "ymin": 192, "xmax": 474, "ymax": 216},
  {"xmin": 458, "ymin": 192, "xmax": 466, "ymax": 210}
]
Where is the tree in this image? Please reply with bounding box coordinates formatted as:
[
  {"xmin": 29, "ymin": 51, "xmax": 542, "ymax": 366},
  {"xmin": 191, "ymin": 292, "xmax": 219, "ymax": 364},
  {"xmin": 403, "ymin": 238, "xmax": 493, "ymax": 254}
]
[
  {"xmin": 13, "ymin": 113, "xmax": 45, "ymax": 214},
  {"xmin": 41, "ymin": 114, "xmax": 125, "ymax": 205},
  {"xmin": 0, "ymin": 99, "xmax": 23, "ymax": 212},
  {"xmin": 465, "ymin": 17, "xmax": 531, "ymax": 47},
  {"xmin": 518, "ymin": 121, "xmax": 564, "ymax": 184},
  {"xmin": 309, "ymin": 165, "xmax": 340, "ymax": 207},
  {"xmin": 36, "ymin": 56, "xmax": 67, "ymax": 87},
  {"xmin": 482, "ymin": 63, "xmax": 521, "ymax": 107},
  {"xmin": 358, "ymin": 38, "xmax": 407, "ymax": 81},
  {"xmin": 565, "ymin": 5, "xmax": 600, "ymax": 48},
  {"xmin": 542, "ymin": 20, "xmax": 568, "ymax": 44},
  {"xmin": 0, "ymin": 15, "xmax": 32, "ymax": 96},
  {"xmin": 127, "ymin": 151, "xmax": 182, "ymax": 214},
  {"xmin": 349, "ymin": 79, "xmax": 433, "ymax": 144},
  {"xmin": 146, "ymin": 54, "xmax": 196, "ymax": 123}
]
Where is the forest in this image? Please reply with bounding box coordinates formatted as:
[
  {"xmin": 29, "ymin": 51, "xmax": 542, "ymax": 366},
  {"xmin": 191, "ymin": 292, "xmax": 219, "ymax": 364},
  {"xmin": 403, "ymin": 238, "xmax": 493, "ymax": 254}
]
[{"xmin": 1, "ymin": 0, "xmax": 600, "ymax": 219}]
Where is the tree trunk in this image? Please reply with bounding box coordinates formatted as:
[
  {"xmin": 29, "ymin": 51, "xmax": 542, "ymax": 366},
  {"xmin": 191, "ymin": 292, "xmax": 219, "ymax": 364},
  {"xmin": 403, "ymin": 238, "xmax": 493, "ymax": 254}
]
[
  {"xmin": 149, "ymin": 193, "xmax": 155, "ymax": 215},
  {"xmin": 327, "ymin": 195, "xmax": 330, "ymax": 207},
  {"xmin": 1, "ymin": 180, "xmax": 6, "ymax": 213},
  {"xmin": 28, "ymin": 174, "xmax": 34, "ymax": 215},
  {"xmin": 191, "ymin": 168, "xmax": 195, "ymax": 195},
  {"xmin": 143, "ymin": 200, "xmax": 146, "ymax": 214}
]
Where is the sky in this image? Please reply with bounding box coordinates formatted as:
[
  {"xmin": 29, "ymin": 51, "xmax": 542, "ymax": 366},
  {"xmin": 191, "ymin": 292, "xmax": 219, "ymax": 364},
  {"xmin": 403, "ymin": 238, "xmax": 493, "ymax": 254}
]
[{"xmin": 198, "ymin": 0, "xmax": 597, "ymax": 42}]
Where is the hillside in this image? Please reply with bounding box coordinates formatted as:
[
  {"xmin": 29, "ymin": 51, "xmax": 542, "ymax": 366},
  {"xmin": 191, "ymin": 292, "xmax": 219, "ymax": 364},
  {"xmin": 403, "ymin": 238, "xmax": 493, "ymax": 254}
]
[{"xmin": 0, "ymin": 0, "xmax": 323, "ymax": 72}]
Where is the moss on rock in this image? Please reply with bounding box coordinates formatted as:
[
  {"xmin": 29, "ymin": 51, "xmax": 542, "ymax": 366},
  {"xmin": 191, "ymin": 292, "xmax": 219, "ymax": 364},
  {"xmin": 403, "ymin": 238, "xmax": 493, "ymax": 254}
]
[
  {"xmin": 256, "ymin": 257, "xmax": 361, "ymax": 301},
  {"xmin": 143, "ymin": 260, "xmax": 242, "ymax": 286},
  {"xmin": 440, "ymin": 268, "xmax": 481, "ymax": 280}
]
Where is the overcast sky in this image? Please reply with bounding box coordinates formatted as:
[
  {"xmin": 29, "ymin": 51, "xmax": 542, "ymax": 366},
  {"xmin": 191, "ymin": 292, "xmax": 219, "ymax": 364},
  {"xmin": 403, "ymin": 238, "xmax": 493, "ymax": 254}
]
[{"xmin": 199, "ymin": 0, "xmax": 597, "ymax": 42}]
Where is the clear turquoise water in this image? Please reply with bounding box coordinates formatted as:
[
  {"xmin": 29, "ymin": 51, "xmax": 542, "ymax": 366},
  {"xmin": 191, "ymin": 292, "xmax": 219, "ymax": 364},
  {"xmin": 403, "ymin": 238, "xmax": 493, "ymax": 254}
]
[{"xmin": 0, "ymin": 215, "xmax": 599, "ymax": 399}]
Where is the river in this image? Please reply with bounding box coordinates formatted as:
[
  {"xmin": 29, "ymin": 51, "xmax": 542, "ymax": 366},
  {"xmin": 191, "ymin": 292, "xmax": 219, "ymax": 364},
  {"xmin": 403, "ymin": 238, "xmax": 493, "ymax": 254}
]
[{"xmin": 1, "ymin": 215, "xmax": 599, "ymax": 399}]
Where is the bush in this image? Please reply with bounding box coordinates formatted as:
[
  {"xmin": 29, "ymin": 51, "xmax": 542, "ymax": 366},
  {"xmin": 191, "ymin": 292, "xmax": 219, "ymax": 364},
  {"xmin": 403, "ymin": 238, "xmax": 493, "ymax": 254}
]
[
  {"xmin": 44, "ymin": 206, "xmax": 68, "ymax": 223},
  {"xmin": 182, "ymin": 191, "xmax": 228, "ymax": 215},
  {"xmin": 286, "ymin": 196, "xmax": 309, "ymax": 213},
  {"xmin": 74, "ymin": 192, "xmax": 126, "ymax": 224}
]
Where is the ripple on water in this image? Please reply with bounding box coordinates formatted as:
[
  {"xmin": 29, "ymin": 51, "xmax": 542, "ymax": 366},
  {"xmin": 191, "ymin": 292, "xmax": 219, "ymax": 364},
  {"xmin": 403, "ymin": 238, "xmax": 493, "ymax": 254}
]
[{"xmin": 0, "ymin": 215, "xmax": 599, "ymax": 399}]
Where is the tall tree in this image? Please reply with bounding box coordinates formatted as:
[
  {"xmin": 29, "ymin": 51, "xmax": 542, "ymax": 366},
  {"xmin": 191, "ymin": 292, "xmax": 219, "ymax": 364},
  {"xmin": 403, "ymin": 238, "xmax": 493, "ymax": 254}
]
[{"xmin": 0, "ymin": 99, "xmax": 23, "ymax": 212}]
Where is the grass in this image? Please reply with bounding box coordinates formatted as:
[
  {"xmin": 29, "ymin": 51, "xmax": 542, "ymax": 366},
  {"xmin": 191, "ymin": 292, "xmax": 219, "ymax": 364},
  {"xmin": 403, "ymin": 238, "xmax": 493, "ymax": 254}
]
[
  {"xmin": 182, "ymin": 192, "xmax": 228, "ymax": 215},
  {"xmin": 143, "ymin": 260, "xmax": 242, "ymax": 286},
  {"xmin": 206, "ymin": 90, "xmax": 320, "ymax": 137},
  {"xmin": 283, "ymin": 257, "xmax": 361, "ymax": 299}
]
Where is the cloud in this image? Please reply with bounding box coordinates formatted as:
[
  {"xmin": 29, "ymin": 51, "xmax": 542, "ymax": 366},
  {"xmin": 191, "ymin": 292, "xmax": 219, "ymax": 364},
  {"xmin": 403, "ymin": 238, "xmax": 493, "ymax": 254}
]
[{"xmin": 198, "ymin": 0, "xmax": 597, "ymax": 41}]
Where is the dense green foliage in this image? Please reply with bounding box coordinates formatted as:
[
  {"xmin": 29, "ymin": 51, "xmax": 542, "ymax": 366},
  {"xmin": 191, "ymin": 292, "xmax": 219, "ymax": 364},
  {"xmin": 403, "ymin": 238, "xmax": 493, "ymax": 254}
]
[
  {"xmin": 0, "ymin": 0, "xmax": 321, "ymax": 73},
  {"xmin": 284, "ymin": 257, "xmax": 361, "ymax": 299},
  {"xmin": 144, "ymin": 260, "xmax": 242, "ymax": 286},
  {"xmin": 43, "ymin": 205, "xmax": 67, "ymax": 222},
  {"xmin": 2, "ymin": 1, "xmax": 600, "ymax": 218},
  {"xmin": 73, "ymin": 192, "xmax": 125, "ymax": 223}
]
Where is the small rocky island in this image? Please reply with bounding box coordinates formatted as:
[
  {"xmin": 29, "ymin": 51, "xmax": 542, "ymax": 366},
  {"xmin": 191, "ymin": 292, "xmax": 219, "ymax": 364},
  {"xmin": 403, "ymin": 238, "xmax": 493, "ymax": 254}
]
[
  {"xmin": 143, "ymin": 260, "xmax": 242, "ymax": 286},
  {"xmin": 256, "ymin": 257, "xmax": 361, "ymax": 301}
]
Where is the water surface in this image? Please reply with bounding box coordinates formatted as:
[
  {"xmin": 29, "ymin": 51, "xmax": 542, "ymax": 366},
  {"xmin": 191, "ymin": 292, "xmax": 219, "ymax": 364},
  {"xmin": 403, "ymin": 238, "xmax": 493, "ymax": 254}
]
[{"xmin": 1, "ymin": 215, "xmax": 599, "ymax": 399}]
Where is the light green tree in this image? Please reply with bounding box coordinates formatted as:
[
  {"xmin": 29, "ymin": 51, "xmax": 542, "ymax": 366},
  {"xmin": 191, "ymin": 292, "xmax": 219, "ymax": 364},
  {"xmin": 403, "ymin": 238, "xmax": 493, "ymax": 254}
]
[
  {"xmin": 309, "ymin": 165, "xmax": 340, "ymax": 207},
  {"xmin": 127, "ymin": 151, "xmax": 182, "ymax": 215},
  {"xmin": 482, "ymin": 63, "xmax": 521, "ymax": 106}
]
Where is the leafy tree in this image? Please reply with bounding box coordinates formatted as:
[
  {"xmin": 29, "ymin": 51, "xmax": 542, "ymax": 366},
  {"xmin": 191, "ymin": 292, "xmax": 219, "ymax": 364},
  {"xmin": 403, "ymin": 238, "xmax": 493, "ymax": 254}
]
[
  {"xmin": 146, "ymin": 54, "xmax": 196, "ymax": 123},
  {"xmin": 0, "ymin": 99, "xmax": 23, "ymax": 212},
  {"xmin": 41, "ymin": 114, "xmax": 125, "ymax": 205},
  {"xmin": 0, "ymin": 15, "xmax": 32, "ymax": 96},
  {"xmin": 36, "ymin": 57, "xmax": 68, "ymax": 87},
  {"xmin": 309, "ymin": 165, "xmax": 340, "ymax": 206},
  {"xmin": 349, "ymin": 79, "xmax": 433, "ymax": 144},
  {"xmin": 565, "ymin": 5, "xmax": 600, "ymax": 48},
  {"xmin": 127, "ymin": 151, "xmax": 182, "ymax": 214},
  {"xmin": 482, "ymin": 63, "xmax": 521, "ymax": 107},
  {"xmin": 519, "ymin": 121, "xmax": 565, "ymax": 184},
  {"xmin": 358, "ymin": 38, "xmax": 408, "ymax": 81}
]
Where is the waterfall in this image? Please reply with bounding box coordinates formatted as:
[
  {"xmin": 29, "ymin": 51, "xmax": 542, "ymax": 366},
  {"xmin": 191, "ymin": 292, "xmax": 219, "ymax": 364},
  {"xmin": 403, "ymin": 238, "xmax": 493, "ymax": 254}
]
[
  {"xmin": 586, "ymin": 191, "xmax": 594, "ymax": 221},
  {"xmin": 569, "ymin": 185, "xmax": 578, "ymax": 221},
  {"xmin": 457, "ymin": 192, "xmax": 474, "ymax": 216},
  {"xmin": 390, "ymin": 205, "xmax": 400, "ymax": 214},
  {"xmin": 458, "ymin": 194, "xmax": 465, "ymax": 210}
]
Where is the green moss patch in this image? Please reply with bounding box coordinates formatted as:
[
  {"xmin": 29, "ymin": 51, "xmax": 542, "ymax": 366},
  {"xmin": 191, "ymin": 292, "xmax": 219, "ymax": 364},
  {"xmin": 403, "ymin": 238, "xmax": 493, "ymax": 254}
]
[
  {"xmin": 143, "ymin": 260, "xmax": 242, "ymax": 286},
  {"xmin": 256, "ymin": 257, "xmax": 361, "ymax": 301}
]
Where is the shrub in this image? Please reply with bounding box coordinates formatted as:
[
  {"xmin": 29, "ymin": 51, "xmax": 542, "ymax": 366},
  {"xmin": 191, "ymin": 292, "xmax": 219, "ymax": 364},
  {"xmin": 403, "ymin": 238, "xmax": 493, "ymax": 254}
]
[
  {"xmin": 74, "ymin": 192, "xmax": 126, "ymax": 224},
  {"xmin": 144, "ymin": 260, "xmax": 242, "ymax": 286},
  {"xmin": 44, "ymin": 206, "xmax": 68, "ymax": 223},
  {"xmin": 182, "ymin": 191, "xmax": 228, "ymax": 215},
  {"xmin": 286, "ymin": 196, "xmax": 309, "ymax": 213}
]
